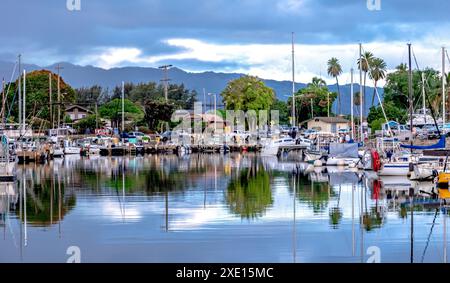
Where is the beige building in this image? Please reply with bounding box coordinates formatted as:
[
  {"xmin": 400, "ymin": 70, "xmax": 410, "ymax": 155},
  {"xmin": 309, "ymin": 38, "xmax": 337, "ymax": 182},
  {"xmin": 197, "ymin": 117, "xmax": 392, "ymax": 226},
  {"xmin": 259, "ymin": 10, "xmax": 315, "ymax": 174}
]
[
  {"xmin": 65, "ymin": 105, "xmax": 93, "ymax": 122},
  {"xmin": 306, "ymin": 117, "xmax": 350, "ymax": 134}
]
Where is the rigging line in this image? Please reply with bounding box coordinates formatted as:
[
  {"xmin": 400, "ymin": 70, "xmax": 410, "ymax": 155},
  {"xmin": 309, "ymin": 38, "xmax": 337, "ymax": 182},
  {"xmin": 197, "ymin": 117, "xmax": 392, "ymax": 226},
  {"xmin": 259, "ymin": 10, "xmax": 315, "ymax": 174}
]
[
  {"xmin": 4, "ymin": 62, "xmax": 19, "ymax": 121},
  {"xmin": 412, "ymin": 47, "xmax": 421, "ymax": 71},
  {"xmin": 1, "ymin": 61, "xmax": 18, "ymax": 120},
  {"xmin": 446, "ymin": 50, "xmax": 450, "ymax": 68},
  {"xmin": 421, "ymin": 208, "xmax": 439, "ymax": 263}
]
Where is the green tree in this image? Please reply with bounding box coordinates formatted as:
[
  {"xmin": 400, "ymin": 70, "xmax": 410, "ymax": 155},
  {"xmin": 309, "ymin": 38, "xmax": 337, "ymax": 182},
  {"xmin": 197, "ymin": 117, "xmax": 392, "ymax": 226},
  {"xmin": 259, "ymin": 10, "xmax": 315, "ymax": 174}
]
[
  {"xmin": 327, "ymin": 57, "xmax": 343, "ymax": 115},
  {"xmin": 289, "ymin": 77, "xmax": 337, "ymax": 122},
  {"xmin": 144, "ymin": 100, "xmax": 177, "ymax": 131},
  {"xmin": 99, "ymin": 98, "xmax": 144, "ymax": 129},
  {"xmin": 5, "ymin": 70, "xmax": 76, "ymax": 127},
  {"xmin": 222, "ymin": 75, "xmax": 275, "ymax": 112},
  {"xmin": 357, "ymin": 51, "xmax": 375, "ymax": 113},
  {"xmin": 74, "ymin": 114, "xmax": 100, "ymax": 134},
  {"xmin": 270, "ymin": 99, "xmax": 290, "ymax": 125},
  {"xmin": 367, "ymin": 101, "xmax": 408, "ymax": 130},
  {"xmin": 368, "ymin": 57, "xmax": 387, "ymax": 107}
]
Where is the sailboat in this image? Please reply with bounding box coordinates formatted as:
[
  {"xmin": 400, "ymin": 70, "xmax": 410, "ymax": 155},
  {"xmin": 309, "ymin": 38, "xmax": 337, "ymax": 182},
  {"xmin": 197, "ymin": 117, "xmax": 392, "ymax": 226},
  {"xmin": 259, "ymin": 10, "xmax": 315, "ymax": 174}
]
[{"xmin": 0, "ymin": 135, "xmax": 16, "ymax": 181}]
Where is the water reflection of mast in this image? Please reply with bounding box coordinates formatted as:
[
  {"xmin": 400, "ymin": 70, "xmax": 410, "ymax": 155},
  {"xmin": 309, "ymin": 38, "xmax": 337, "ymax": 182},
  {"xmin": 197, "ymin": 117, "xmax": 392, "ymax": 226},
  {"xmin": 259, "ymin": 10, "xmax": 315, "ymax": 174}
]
[
  {"xmin": 122, "ymin": 158, "xmax": 125, "ymax": 221},
  {"xmin": 293, "ymin": 173, "xmax": 297, "ymax": 263},
  {"xmin": 444, "ymin": 206, "xmax": 447, "ymax": 263},
  {"xmin": 23, "ymin": 173, "xmax": 27, "ymax": 247},
  {"xmin": 352, "ymin": 183, "xmax": 355, "ymax": 257},
  {"xmin": 19, "ymin": 174, "xmax": 22, "ymax": 260},
  {"xmin": 410, "ymin": 188, "xmax": 414, "ymax": 263},
  {"xmin": 360, "ymin": 180, "xmax": 363, "ymax": 263},
  {"xmin": 50, "ymin": 178, "xmax": 53, "ymax": 226},
  {"xmin": 58, "ymin": 173, "xmax": 62, "ymax": 238}
]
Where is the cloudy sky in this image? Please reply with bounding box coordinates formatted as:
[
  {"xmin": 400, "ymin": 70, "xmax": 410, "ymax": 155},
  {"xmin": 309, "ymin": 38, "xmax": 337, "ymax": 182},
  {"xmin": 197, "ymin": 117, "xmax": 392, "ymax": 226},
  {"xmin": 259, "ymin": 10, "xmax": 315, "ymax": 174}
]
[{"xmin": 1, "ymin": 0, "xmax": 449, "ymax": 85}]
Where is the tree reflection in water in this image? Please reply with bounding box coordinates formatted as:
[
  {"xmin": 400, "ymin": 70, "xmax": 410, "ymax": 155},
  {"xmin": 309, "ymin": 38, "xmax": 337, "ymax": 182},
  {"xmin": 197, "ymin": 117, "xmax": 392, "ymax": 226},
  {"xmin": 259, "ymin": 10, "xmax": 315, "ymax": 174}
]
[
  {"xmin": 16, "ymin": 179, "xmax": 76, "ymax": 227},
  {"xmin": 295, "ymin": 174, "xmax": 334, "ymax": 215},
  {"xmin": 226, "ymin": 165, "xmax": 273, "ymax": 219}
]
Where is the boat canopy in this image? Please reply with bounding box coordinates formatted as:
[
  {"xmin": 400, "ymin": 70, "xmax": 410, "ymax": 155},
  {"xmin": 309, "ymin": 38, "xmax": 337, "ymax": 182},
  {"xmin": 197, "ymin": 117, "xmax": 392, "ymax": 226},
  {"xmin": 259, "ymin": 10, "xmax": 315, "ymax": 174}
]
[
  {"xmin": 329, "ymin": 143, "xmax": 359, "ymax": 158},
  {"xmin": 400, "ymin": 135, "xmax": 446, "ymax": 150}
]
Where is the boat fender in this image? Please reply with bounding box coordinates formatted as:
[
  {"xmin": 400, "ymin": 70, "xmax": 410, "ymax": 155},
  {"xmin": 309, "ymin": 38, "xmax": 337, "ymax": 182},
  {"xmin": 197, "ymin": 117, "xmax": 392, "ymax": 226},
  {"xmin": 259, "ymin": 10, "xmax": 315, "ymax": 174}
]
[
  {"xmin": 371, "ymin": 150, "xmax": 381, "ymax": 172},
  {"xmin": 409, "ymin": 162, "xmax": 414, "ymax": 172}
]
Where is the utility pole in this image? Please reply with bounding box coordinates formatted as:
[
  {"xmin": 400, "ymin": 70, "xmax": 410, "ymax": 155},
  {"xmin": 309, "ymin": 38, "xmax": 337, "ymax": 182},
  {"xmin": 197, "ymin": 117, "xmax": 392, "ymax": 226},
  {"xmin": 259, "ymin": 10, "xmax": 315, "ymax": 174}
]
[
  {"xmin": 55, "ymin": 64, "xmax": 64, "ymax": 128},
  {"xmin": 49, "ymin": 72, "xmax": 53, "ymax": 129},
  {"xmin": 159, "ymin": 65, "xmax": 173, "ymax": 102},
  {"xmin": 291, "ymin": 32, "xmax": 296, "ymax": 127}
]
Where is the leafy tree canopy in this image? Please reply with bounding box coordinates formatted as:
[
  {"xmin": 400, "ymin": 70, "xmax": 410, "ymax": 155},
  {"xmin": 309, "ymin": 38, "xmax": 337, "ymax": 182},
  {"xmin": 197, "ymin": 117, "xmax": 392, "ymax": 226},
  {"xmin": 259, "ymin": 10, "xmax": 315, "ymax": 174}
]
[{"xmin": 222, "ymin": 75, "xmax": 275, "ymax": 112}]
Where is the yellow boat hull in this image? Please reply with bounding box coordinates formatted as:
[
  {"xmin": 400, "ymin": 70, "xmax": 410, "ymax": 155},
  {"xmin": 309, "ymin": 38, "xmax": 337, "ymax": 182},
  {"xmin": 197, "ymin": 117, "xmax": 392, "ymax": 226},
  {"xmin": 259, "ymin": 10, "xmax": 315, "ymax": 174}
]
[{"xmin": 437, "ymin": 173, "xmax": 450, "ymax": 189}]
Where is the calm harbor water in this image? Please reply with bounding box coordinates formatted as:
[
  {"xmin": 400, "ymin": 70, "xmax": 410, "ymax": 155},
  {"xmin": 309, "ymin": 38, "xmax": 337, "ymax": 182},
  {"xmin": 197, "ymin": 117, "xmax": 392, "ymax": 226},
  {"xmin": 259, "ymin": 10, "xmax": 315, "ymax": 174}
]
[{"xmin": 0, "ymin": 153, "xmax": 448, "ymax": 263}]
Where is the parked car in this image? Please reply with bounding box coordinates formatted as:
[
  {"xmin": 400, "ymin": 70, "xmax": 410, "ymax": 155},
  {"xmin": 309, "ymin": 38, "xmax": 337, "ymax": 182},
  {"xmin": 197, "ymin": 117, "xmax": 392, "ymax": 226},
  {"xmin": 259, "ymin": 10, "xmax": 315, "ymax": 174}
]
[
  {"xmin": 422, "ymin": 125, "xmax": 441, "ymax": 140},
  {"xmin": 303, "ymin": 129, "xmax": 319, "ymax": 138},
  {"xmin": 280, "ymin": 125, "xmax": 291, "ymax": 135}
]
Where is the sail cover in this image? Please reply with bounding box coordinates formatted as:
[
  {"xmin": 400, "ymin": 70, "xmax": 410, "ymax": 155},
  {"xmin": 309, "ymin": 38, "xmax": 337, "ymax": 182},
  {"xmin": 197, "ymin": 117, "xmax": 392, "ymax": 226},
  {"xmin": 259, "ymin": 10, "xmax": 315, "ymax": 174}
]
[
  {"xmin": 400, "ymin": 135, "xmax": 446, "ymax": 150},
  {"xmin": 329, "ymin": 143, "xmax": 359, "ymax": 158}
]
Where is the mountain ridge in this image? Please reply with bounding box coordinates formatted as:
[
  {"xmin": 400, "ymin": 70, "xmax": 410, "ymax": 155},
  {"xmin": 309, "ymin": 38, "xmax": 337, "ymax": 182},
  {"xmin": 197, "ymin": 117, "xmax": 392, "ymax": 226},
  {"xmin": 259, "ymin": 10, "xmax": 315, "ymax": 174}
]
[{"xmin": 0, "ymin": 61, "xmax": 382, "ymax": 115}]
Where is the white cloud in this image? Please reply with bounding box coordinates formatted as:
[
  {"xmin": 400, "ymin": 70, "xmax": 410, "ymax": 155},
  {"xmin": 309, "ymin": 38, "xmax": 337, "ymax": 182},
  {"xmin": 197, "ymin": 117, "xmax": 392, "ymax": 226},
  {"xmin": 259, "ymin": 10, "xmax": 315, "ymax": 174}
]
[
  {"xmin": 277, "ymin": 0, "xmax": 308, "ymax": 14},
  {"xmin": 76, "ymin": 37, "xmax": 450, "ymax": 87}
]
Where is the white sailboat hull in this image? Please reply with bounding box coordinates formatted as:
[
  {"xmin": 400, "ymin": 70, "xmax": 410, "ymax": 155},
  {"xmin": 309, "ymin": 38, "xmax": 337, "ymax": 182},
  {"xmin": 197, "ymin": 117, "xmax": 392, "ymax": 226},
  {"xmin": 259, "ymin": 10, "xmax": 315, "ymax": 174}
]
[
  {"xmin": 326, "ymin": 157, "xmax": 360, "ymax": 166},
  {"xmin": 64, "ymin": 147, "xmax": 81, "ymax": 155},
  {"xmin": 378, "ymin": 162, "xmax": 410, "ymax": 176},
  {"xmin": 0, "ymin": 162, "xmax": 16, "ymax": 180}
]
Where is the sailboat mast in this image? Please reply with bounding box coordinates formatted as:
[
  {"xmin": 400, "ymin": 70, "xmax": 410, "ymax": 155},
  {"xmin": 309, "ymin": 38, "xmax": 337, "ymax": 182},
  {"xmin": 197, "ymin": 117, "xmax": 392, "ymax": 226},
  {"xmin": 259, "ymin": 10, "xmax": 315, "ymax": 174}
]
[
  {"xmin": 351, "ymin": 68, "xmax": 354, "ymax": 140},
  {"xmin": 443, "ymin": 47, "xmax": 446, "ymax": 126},
  {"xmin": 49, "ymin": 73, "xmax": 53, "ymax": 129},
  {"xmin": 291, "ymin": 32, "xmax": 296, "ymax": 127},
  {"xmin": 23, "ymin": 70, "xmax": 26, "ymax": 133},
  {"xmin": 422, "ymin": 72, "xmax": 426, "ymax": 125},
  {"xmin": 122, "ymin": 81, "xmax": 125, "ymax": 134},
  {"xmin": 1, "ymin": 78, "xmax": 4, "ymax": 125},
  {"xmin": 359, "ymin": 44, "xmax": 363, "ymax": 142},
  {"xmin": 408, "ymin": 44, "xmax": 413, "ymax": 143},
  {"xmin": 18, "ymin": 54, "xmax": 21, "ymax": 135}
]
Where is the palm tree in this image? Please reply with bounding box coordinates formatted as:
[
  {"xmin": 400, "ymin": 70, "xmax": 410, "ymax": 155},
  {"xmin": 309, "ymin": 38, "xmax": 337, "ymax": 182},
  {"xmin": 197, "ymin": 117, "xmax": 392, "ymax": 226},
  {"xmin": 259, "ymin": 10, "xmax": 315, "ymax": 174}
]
[
  {"xmin": 357, "ymin": 51, "xmax": 374, "ymax": 113},
  {"xmin": 308, "ymin": 77, "xmax": 327, "ymax": 89},
  {"xmin": 327, "ymin": 57, "xmax": 343, "ymax": 115},
  {"xmin": 396, "ymin": 63, "xmax": 408, "ymax": 72},
  {"xmin": 368, "ymin": 57, "xmax": 387, "ymax": 106}
]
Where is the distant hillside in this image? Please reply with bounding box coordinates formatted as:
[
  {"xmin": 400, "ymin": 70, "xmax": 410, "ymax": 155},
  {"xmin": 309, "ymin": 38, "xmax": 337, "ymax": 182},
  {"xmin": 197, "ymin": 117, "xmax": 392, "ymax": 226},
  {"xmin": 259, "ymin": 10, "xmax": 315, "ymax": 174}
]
[{"xmin": 0, "ymin": 61, "xmax": 382, "ymax": 115}]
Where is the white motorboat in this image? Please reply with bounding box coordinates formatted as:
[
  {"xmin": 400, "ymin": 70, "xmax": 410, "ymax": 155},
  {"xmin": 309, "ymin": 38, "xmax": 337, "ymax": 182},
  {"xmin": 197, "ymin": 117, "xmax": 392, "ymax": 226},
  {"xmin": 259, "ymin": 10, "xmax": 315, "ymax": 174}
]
[
  {"xmin": 63, "ymin": 140, "xmax": 81, "ymax": 155},
  {"xmin": 88, "ymin": 145, "xmax": 101, "ymax": 155},
  {"xmin": 325, "ymin": 143, "xmax": 360, "ymax": 167},
  {"xmin": 53, "ymin": 145, "xmax": 64, "ymax": 158},
  {"xmin": 261, "ymin": 137, "xmax": 295, "ymax": 156}
]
